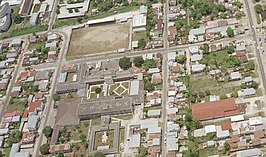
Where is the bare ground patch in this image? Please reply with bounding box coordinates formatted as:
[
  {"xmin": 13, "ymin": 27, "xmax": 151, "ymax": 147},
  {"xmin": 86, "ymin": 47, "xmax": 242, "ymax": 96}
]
[{"xmin": 68, "ymin": 23, "xmax": 130, "ymax": 59}]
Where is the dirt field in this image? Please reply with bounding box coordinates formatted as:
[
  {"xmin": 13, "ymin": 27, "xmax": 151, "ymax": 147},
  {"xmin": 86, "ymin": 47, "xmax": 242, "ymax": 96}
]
[{"xmin": 68, "ymin": 23, "xmax": 130, "ymax": 58}]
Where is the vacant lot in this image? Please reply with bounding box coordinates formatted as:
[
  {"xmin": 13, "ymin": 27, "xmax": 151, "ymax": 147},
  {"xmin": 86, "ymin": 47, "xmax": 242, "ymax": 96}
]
[{"xmin": 68, "ymin": 23, "xmax": 129, "ymax": 58}]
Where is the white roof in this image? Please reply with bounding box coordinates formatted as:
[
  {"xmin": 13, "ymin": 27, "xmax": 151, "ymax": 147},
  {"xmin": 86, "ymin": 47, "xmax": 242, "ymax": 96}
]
[
  {"xmin": 132, "ymin": 14, "xmax": 146, "ymax": 28},
  {"xmin": 152, "ymin": 138, "xmax": 160, "ymax": 146},
  {"xmin": 189, "ymin": 46, "xmax": 199, "ymax": 53},
  {"xmin": 167, "ymin": 52, "xmax": 176, "ymax": 61},
  {"xmin": 130, "ymin": 134, "xmax": 141, "ymax": 148},
  {"xmin": 86, "ymin": 16, "xmax": 115, "ymax": 25},
  {"xmin": 130, "ymin": 80, "xmax": 139, "ymax": 95},
  {"xmin": 216, "ymin": 125, "xmax": 230, "ymax": 138},
  {"xmin": 190, "ymin": 54, "xmax": 202, "ymax": 62},
  {"xmin": 243, "ymin": 88, "xmax": 256, "ymax": 96},
  {"xmin": 242, "ymin": 76, "xmax": 253, "ymax": 83},
  {"xmin": 207, "ymin": 140, "xmax": 215, "ymax": 146},
  {"xmin": 230, "ymin": 71, "xmax": 241, "ymax": 80},
  {"xmin": 39, "ymin": 3, "xmax": 47, "ymax": 12},
  {"xmin": 189, "ymin": 27, "xmax": 206, "ymax": 35},
  {"xmin": 148, "ymin": 68, "xmax": 160, "ymax": 74},
  {"xmin": 139, "ymin": 5, "xmax": 147, "ymax": 14},
  {"xmin": 132, "ymin": 41, "xmax": 138, "ymax": 48},
  {"xmin": 236, "ymin": 148, "xmax": 261, "ymax": 157},
  {"xmin": 168, "ymin": 90, "xmax": 176, "ymax": 96},
  {"xmin": 249, "ymin": 116, "xmax": 263, "ymax": 126},
  {"xmin": 147, "ymin": 109, "xmax": 161, "ymax": 117},
  {"xmin": 231, "ymin": 115, "xmax": 244, "ymax": 122},
  {"xmin": 192, "ymin": 64, "xmax": 206, "ymax": 72},
  {"xmin": 167, "ymin": 136, "xmax": 178, "ymax": 151},
  {"xmin": 167, "ymin": 107, "xmax": 178, "ymax": 114},
  {"xmin": 205, "ymin": 125, "xmax": 216, "ymax": 134}
]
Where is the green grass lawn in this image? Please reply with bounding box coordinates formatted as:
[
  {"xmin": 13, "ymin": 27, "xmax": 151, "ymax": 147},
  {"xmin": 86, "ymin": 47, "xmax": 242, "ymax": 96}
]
[
  {"xmin": 65, "ymin": 120, "xmax": 90, "ymax": 141},
  {"xmin": 28, "ymin": 41, "xmax": 45, "ymax": 51},
  {"xmin": 190, "ymin": 74, "xmax": 241, "ymax": 95},
  {"xmin": 72, "ymin": 142, "xmax": 88, "ymax": 156},
  {"xmin": 91, "ymin": 118, "xmax": 101, "ymax": 126},
  {"xmin": 132, "ymin": 31, "xmax": 147, "ymax": 41},
  {"xmin": 199, "ymin": 148, "xmax": 221, "ymax": 157},
  {"xmin": 54, "ymin": 5, "xmax": 139, "ymax": 29},
  {"xmin": 7, "ymin": 98, "xmax": 28, "ymax": 112},
  {"xmin": 94, "ymin": 130, "xmax": 115, "ymax": 149},
  {"xmin": 143, "ymin": 106, "xmax": 161, "ymax": 112},
  {"xmin": 200, "ymin": 50, "xmax": 230, "ymax": 70},
  {"xmin": 112, "ymin": 114, "xmax": 133, "ymax": 120}
]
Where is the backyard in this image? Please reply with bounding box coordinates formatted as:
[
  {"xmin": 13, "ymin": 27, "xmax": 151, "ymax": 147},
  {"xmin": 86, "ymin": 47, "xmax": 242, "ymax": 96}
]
[
  {"xmin": 7, "ymin": 98, "xmax": 28, "ymax": 112},
  {"xmin": 190, "ymin": 73, "xmax": 241, "ymax": 96}
]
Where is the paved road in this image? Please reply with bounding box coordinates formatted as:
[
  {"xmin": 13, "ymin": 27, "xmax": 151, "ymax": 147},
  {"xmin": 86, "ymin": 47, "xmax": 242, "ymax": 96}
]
[
  {"xmin": 161, "ymin": 1, "xmax": 169, "ymax": 157},
  {"xmin": 0, "ymin": 42, "xmax": 25, "ymax": 119},
  {"xmin": 32, "ymin": 31, "xmax": 68, "ymax": 157},
  {"xmin": 48, "ymin": 0, "xmax": 59, "ymax": 31},
  {"xmin": 244, "ymin": 0, "xmax": 266, "ymax": 95}
]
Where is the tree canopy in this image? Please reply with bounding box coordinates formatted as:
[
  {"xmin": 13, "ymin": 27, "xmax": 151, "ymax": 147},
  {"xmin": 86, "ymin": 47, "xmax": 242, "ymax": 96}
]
[
  {"xmin": 40, "ymin": 144, "xmax": 50, "ymax": 155},
  {"xmin": 133, "ymin": 56, "xmax": 144, "ymax": 67},
  {"xmin": 226, "ymin": 27, "xmax": 234, "ymax": 37},
  {"xmin": 42, "ymin": 126, "xmax": 53, "ymax": 138},
  {"xmin": 52, "ymin": 93, "xmax": 61, "ymax": 102},
  {"xmin": 255, "ymin": 4, "xmax": 263, "ymax": 13},
  {"xmin": 8, "ymin": 131, "xmax": 22, "ymax": 147},
  {"xmin": 119, "ymin": 57, "xmax": 131, "ymax": 70},
  {"xmin": 91, "ymin": 152, "xmax": 105, "ymax": 157},
  {"xmin": 176, "ymin": 56, "xmax": 187, "ymax": 64}
]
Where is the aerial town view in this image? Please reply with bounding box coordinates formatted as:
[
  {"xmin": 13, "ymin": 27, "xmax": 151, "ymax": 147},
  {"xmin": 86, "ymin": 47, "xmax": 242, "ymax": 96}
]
[{"xmin": 1, "ymin": 0, "xmax": 266, "ymax": 156}]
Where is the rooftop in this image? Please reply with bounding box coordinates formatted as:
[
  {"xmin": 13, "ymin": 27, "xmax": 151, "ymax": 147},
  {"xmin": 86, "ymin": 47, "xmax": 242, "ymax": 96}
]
[{"xmin": 191, "ymin": 98, "xmax": 244, "ymax": 120}]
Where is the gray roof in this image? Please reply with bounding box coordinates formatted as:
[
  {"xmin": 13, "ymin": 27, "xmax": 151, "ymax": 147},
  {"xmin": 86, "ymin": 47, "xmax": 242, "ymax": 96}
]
[
  {"xmin": 230, "ymin": 71, "xmax": 241, "ymax": 80},
  {"xmin": 77, "ymin": 97, "xmax": 133, "ymax": 118},
  {"xmin": 130, "ymin": 134, "xmax": 141, "ymax": 148},
  {"xmin": 129, "ymin": 80, "xmax": 139, "ymax": 95},
  {"xmin": 0, "ymin": 3, "xmax": 11, "ymax": 32},
  {"xmin": 35, "ymin": 70, "xmax": 51, "ymax": 81},
  {"xmin": 192, "ymin": 64, "xmax": 206, "ymax": 72},
  {"xmin": 190, "ymin": 54, "xmax": 202, "ymax": 62},
  {"xmin": 29, "ymin": 12, "xmax": 39, "ymax": 25},
  {"xmin": 167, "ymin": 136, "xmax": 178, "ymax": 151},
  {"xmin": 9, "ymin": 143, "xmax": 30, "ymax": 157},
  {"xmin": 27, "ymin": 115, "xmax": 39, "ymax": 131},
  {"xmin": 243, "ymin": 88, "xmax": 256, "ymax": 96},
  {"xmin": 147, "ymin": 109, "xmax": 161, "ymax": 117},
  {"xmin": 236, "ymin": 148, "xmax": 261, "ymax": 157},
  {"xmin": 0, "ymin": 61, "xmax": 7, "ymax": 69},
  {"xmin": 10, "ymin": 38, "xmax": 22, "ymax": 46},
  {"xmin": 189, "ymin": 27, "xmax": 206, "ymax": 35}
]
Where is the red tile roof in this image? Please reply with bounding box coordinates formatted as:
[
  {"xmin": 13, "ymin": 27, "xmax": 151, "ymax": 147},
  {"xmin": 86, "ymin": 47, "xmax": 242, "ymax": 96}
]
[
  {"xmin": 0, "ymin": 83, "xmax": 8, "ymax": 90},
  {"xmin": 21, "ymin": 131, "xmax": 35, "ymax": 143},
  {"xmin": 254, "ymin": 130, "xmax": 265, "ymax": 139},
  {"xmin": 192, "ymin": 98, "xmax": 243, "ymax": 120},
  {"xmin": 221, "ymin": 121, "xmax": 232, "ymax": 130},
  {"xmin": 236, "ymin": 51, "xmax": 246, "ymax": 57},
  {"xmin": 34, "ymin": 92, "xmax": 44, "ymax": 99},
  {"xmin": 3, "ymin": 111, "xmax": 20, "ymax": 118},
  {"xmin": 23, "ymin": 101, "xmax": 42, "ymax": 117}
]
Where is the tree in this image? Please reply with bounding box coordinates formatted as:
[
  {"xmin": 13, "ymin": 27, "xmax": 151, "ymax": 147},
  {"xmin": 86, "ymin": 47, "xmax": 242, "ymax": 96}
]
[
  {"xmin": 91, "ymin": 151, "xmax": 105, "ymax": 157},
  {"xmin": 138, "ymin": 38, "xmax": 146, "ymax": 49},
  {"xmin": 255, "ymin": 4, "xmax": 263, "ymax": 13},
  {"xmin": 12, "ymin": 12, "xmax": 23, "ymax": 24},
  {"xmin": 220, "ymin": 93, "xmax": 228, "ymax": 99},
  {"xmin": 55, "ymin": 152, "xmax": 65, "ymax": 157},
  {"xmin": 231, "ymin": 91, "xmax": 238, "ymax": 98},
  {"xmin": 228, "ymin": 56, "xmax": 240, "ymax": 67},
  {"xmin": 77, "ymin": 17, "xmax": 82, "ymax": 23},
  {"xmin": 8, "ymin": 131, "xmax": 22, "ymax": 146},
  {"xmin": 143, "ymin": 59, "xmax": 156, "ymax": 71},
  {"xmin": 225, "ymin": 43, "xmax": 235, "ymax": 54},
  {"xmin": 74, "ymin": 8, "xmax": 79, "ymax": 12},
  {"xmin": 205, "ymin": 89, "xmax": 211, "ymax": 96},
  {"xmin": 42, "ymin": 126, "xmax": 53, "ymax": 138},
  {"xmin": 145, "ymin": 81, "xmax": 153, "ymax": 92},
  {"xmin": 223, "ymin": 142, "xmax": 231, "ymax": 155},
  {"xmin": 200, "ymin": 43, "xmax": 209, "ymax": 54},
  {"xmin": 95, "ymin": 87, "xmax": 102, "ymax": 94},
  {"xmin": 176, "ymin": 56, "xmax": 186, "ymax": 64},
  {"xmin": 40, "ymin": 144, "xmax": 50, "ymax": 155},
  {"xmin": 226, "ymin": 27, "xmax": 234, "ymax": 37},
  {"xmin": 133, "ymin": 56, "xmax": 144, "ymax": 67},
  {"xmin": 136, "ymin": 146, "xmax": 148, "ymax": 157},
  {"xmin": 245, "ymin": 60, "xmax": 255, "ymax": 71},
  {"xmin": 79, "ymin": 134, "xmax": 87, "ymax": 143},
  {"xmin": 52, "ymin": 93, "xmax": 61, "ymax": 102},
  {"xmin": 119, "ymin": 57, "xmax": 131, "ymax": 70}
]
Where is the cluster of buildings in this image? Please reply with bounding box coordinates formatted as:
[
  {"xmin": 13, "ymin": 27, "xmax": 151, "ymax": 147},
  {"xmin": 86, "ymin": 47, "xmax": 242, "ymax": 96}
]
[
  {"xmin": 23, "ymin": 32, "xmax": 60, "ymax": 66},
  {"xmin": 188, "ymin": 18, "xmax": 245, "ymax": 43},
  {"xmin": 132, "ymin": 4, "xmax": 165, "ymax": 49},
  {"xmin": 57, "ymin": 0, "xmax": 90, "ymax": 19},
  {"xmin": 0, "ymin": 38, "xmax": 24, "ymax": 96},
  {"xmin": 0, "ymin": 68, "xmax": 53, "ymax": 156}
]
